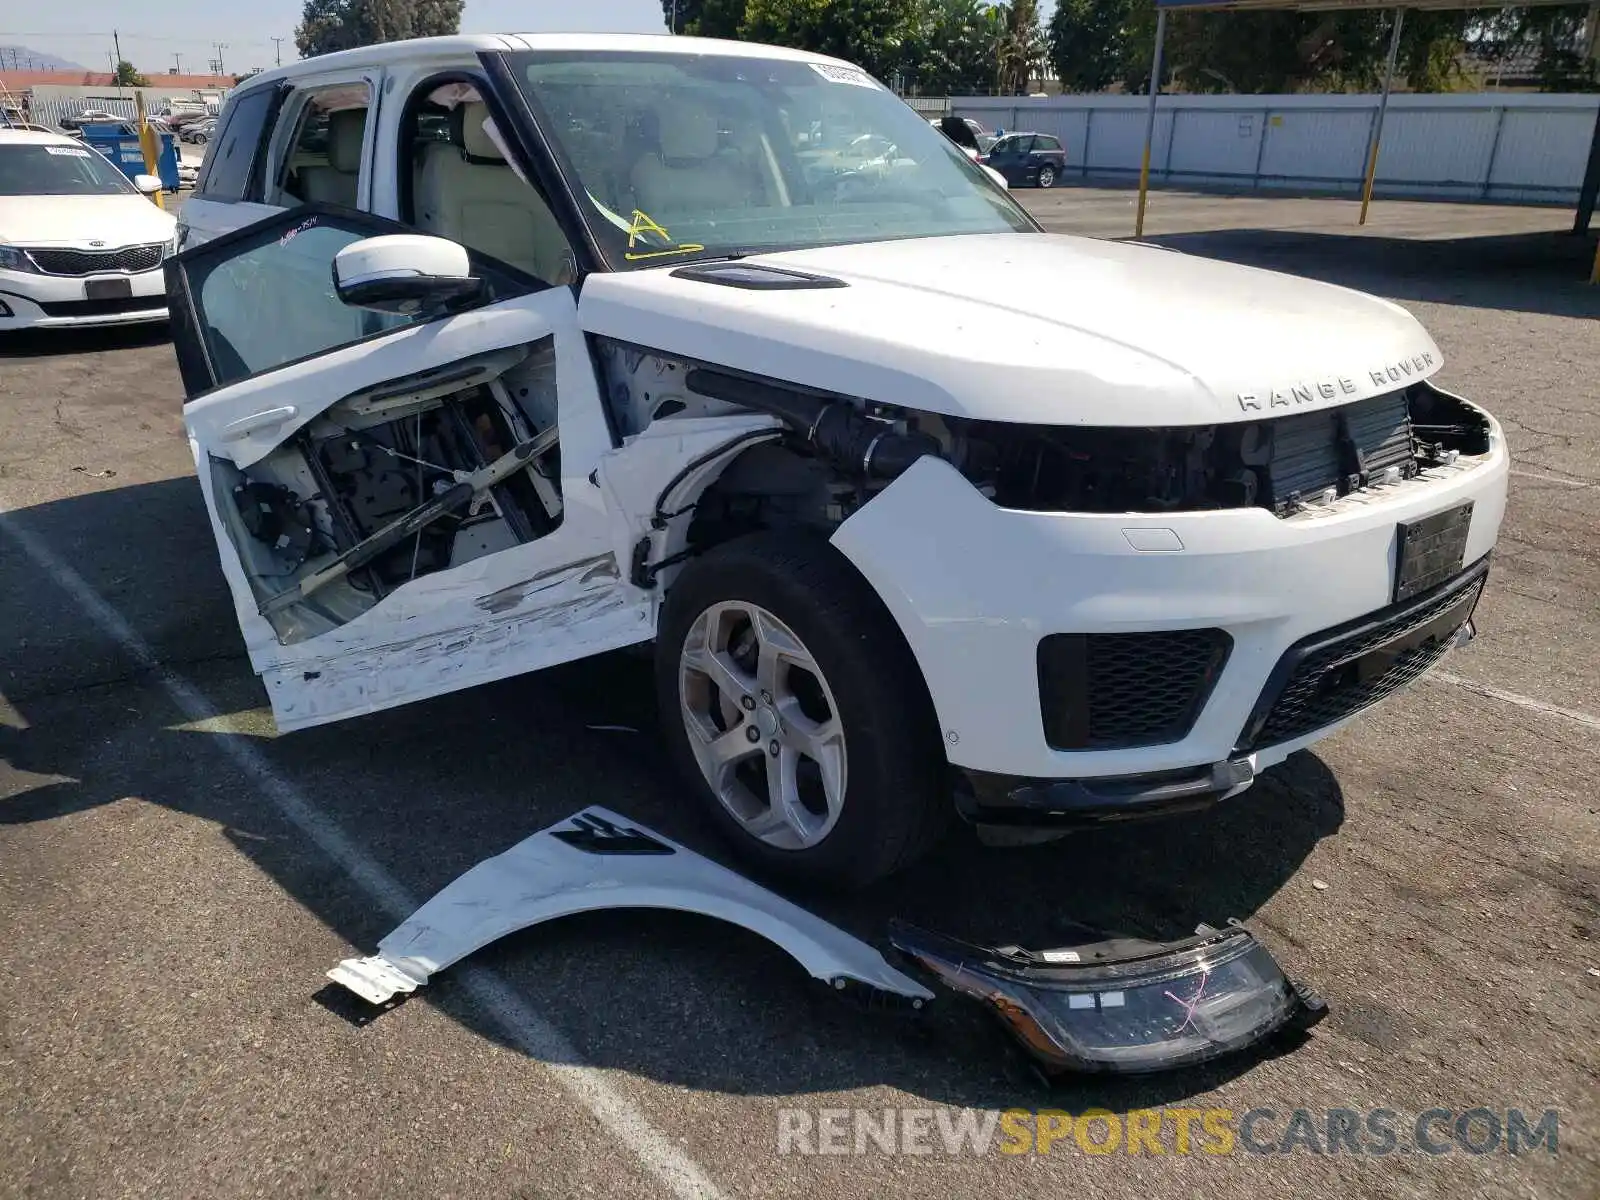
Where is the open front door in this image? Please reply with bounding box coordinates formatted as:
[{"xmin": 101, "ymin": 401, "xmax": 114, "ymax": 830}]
[{"xmin": 167, "ymin": 204, "xmax": 648, "ymax": 731}]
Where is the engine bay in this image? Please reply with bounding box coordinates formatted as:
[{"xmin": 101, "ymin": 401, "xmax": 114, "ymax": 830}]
[{"xmin": 211, "ymin": 342, "xmax": 563, "ymax": 644}]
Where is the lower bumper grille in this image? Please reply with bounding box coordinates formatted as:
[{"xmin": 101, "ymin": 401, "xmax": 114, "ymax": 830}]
[
  {"xmin": 1237, "ymin": 560, "xmax": 1487, "ymax": 753},
  {"xmin": 1039, "ymin": 628, "xmax": 1232, "ymax": 751},
  {"xmin": 25, "ymin": 243, "xmax": 165, "ymax": 276}
]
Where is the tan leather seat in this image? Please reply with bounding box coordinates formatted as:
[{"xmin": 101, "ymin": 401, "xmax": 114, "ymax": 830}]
[
  {"xmin": 629, "ymin": 100, "xmax": 755, "ymax": 214},
  {"xmin": 297, "ymin": 108, "xmax": 364, "ymax": 207},
  {"xmin": 413, "ymin": 101, "xmax": 572, "ymax": 283}
]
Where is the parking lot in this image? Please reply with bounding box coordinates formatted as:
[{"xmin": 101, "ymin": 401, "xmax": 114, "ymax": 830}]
[{"xmin": 1, "ymin": 188, "xmax": 1596, "ymax": 1200}]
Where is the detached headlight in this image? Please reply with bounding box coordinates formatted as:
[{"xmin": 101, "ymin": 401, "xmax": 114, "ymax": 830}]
[
  {"xmin": 0, "ymin": 245, "xmax": 38, "ymax": 274},
  {"xmin": 888, "ymin": 920, "xmax": 1326, "ymax": 1076}
]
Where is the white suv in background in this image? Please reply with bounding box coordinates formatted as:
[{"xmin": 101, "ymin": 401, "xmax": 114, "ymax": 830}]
[
  {"xmin": 0, "ymin": 129, "xmax": 176, "ymax": 330},
  {"xmin": 168, "ymin": 35, "xmax": 1507, "ymax": 889}
]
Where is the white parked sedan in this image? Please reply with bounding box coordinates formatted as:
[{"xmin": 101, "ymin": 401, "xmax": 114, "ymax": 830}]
[{"xmin": 0, "ymin": 129, "xmax": 176, "ymax": 330}]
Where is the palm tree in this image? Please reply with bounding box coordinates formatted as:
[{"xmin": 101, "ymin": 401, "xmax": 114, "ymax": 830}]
[{"xmin": 991, "ymin": 0, "xmax": 1045, "ymax": 95}]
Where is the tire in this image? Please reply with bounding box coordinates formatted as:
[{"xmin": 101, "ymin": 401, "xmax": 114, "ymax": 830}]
[
  {"xmin": 1037, "ymin": 164, "xmax": 1056, "ymax": 189},
  {"xmin": 656, "ymin": 531, "xmax": 949, "ymax": 890}
]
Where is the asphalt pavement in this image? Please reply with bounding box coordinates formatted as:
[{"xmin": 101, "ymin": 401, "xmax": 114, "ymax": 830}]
[{"xmin": 1, "ymin": 188, "xmax": 1596, "ymax": 1200}]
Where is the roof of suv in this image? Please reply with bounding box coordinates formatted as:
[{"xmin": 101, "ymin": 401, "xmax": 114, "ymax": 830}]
[{"xmin": 229, "ymin": 33, "xmax": 857, "ymax": 96}]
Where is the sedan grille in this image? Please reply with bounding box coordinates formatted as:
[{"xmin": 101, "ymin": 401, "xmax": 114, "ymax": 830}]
[
  {"xmin": 1039, "ymin": 629, "xmax": 1232, "ymax": 751},
  {"xmin": 25, "ymin": 243, "xmax": 165, "ymax": 276}
]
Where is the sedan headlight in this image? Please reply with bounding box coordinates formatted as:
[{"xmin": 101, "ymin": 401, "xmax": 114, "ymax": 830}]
[
  {"xmin": 888, "ymin": 920, "xmax": 1326, "ymax": 1076},
  {"xmin": 0, "ymin": 245, "xmax": 38, "ymax": 274}
]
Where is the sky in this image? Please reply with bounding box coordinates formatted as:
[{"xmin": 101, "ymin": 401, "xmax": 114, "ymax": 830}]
[{"xmin": 2, "ymin": 0, "xmax": 673, "ymax": 78}]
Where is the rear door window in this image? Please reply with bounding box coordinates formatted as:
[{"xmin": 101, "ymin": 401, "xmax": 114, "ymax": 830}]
[
  {"xmin": 195, "ymin": 86, "xmax": 281, "ymax": 202},
  {"xmin": 269, "ymin": 83, "xmax": 372, "ymax": 209}
]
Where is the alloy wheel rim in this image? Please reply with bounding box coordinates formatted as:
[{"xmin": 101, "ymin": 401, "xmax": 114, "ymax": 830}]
[{"xmin": 678, "ymin": 601, "xmax": 848, "ymax": 851}]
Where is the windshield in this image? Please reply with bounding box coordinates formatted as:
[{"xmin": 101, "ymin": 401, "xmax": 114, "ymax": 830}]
[
  {"xmin": 0, "ymin": 143, "xmax": 136, "ymax": 196},
  {"xmin": 507, "ymin": 50, "xmax": 1035, "ymax": 270}
]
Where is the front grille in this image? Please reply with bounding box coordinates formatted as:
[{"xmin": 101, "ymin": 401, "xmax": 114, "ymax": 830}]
[
  {"xmin": 37, "ymin": 295, "xmax": 167, "ymax": 317},
  {"xmin": 1237, "ymin": 561, "xmax": 1487, "ymax": 753},
  {"xmin": 25, "ymin": 244, "xmax": 165, "ymax": 276},
  {"xmin": 1259, "ymin": 390, "xmax": 1418, "ymax": 514},
  {"xmin": 1039, "ymin": 629, "xmax": 1232, "ymax": 750}
]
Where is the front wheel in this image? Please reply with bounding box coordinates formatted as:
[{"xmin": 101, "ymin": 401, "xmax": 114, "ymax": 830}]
[
  {"xmin": 656, "ymin": 533, "xmax": 949, "ymax": 890},
  {"xmin": 1037, "ymin": 164, "xmax": 1057, "ymax": 189}
]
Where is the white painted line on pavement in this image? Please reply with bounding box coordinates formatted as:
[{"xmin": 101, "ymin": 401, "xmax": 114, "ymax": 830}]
[
  {"xmin": 1431, "ymin": 671, "xmax": 1600, "ymax": 734},
  {"xmin": 1509, "ymin": 469, "xmax": 1592, "ymax": 489},
  {"xmin": 0, "ymin": 508, "xmax": 727, "ymax": 1200}
]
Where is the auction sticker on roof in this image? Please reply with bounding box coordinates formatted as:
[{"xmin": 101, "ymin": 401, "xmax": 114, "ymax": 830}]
[
  {"xmin": 810, "ymin": 62, "xmax": 879, "ymax": 88},
  {"xmin": 45, "ymin": 146, "xmax": 92, "ymax": 157}
]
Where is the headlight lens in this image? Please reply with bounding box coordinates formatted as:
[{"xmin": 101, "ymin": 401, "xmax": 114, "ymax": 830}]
[
  {"xmin": 0, "ymin": 245, "xmax": 38, "ymax": 273},
  {"xmin": 889, "ymin": 920, "xmax": 1326, "ymax": 1075}
]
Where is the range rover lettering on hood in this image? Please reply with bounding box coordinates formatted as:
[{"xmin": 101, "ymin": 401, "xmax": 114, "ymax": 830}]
[{"xmin": 1237, "ymin": 351, "xmax": 1439, "ymax": 413}]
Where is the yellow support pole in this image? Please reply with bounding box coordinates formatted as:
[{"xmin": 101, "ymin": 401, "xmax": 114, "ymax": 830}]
[
  {"xmin": 1135, "ymin": 9, "xmax": 1168, "ymax": 239},
  {"xmin": 1360, "ymin": 8, "xmax": 1404, "ymax": 227},
  {"xmin": 133, "ymin": 91, "xmax": 165, "ymax": 210}
]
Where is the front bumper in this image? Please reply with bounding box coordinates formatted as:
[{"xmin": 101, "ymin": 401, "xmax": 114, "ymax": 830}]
[
  {"xmin": 0, "ymin": 265, "xmax": 169, "ymax": 329},
  {"xmin": 830, "ymin": 414, "xmax": 1508, "ymax": 793}
]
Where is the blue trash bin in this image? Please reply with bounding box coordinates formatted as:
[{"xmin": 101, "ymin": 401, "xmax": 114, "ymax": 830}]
[{"xmin": 79, "ymin": 124, "xmax": 181, "ymax": 192}]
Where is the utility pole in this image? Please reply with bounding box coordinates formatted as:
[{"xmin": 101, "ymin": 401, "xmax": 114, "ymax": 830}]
[
  {"xmin": 112, "ymin": 28, "xmax": 123, "ymax": 70},
  {"xmin": 173, "ymin": 53, "xmax": 183, "ymax": 74},
  {"xmin": 671, "ymin": 0, "xmax": 678, "ymax": 33},
  {"xmin": 271, "ymin": 37, "xmax": 284, "ymax": 67},
  {"xmin": 214, "ymin": 42, "xmax": 228, "ymax": 78}
]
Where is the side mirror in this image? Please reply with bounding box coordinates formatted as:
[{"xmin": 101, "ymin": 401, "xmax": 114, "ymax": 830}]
[
  {"xmin": 333, "ymin": 233, "xmax": 485, "ymax": 316},
  {"xmin": 133, "ymin": 174, "xmax": 163, "ymax": 195}
]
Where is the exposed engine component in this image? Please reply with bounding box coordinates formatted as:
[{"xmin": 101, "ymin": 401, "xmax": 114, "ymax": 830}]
[
  {"xmin": 923, "ymin": 385, "xmax": 1472, "ymax": 517},
  {"xmin": 683, "ymin": 368, "xmax": 942, "ymax": 482}
]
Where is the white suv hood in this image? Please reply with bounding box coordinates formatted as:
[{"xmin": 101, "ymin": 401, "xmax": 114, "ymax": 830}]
[
  {"xmin": 578, "ymin": 233, "xmax": 1444, "ymax": 426},
  {"xmin": 0, "ymin": 193, "xmax": 176, "ymax": 248}
]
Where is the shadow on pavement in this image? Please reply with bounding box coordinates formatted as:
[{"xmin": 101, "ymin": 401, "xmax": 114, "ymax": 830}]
[
  {"xmin": 0, "ymin": 477, "xmax": 1345, "ymax": 1110},
  {"xmin": 1142, "ymin": 228, "xmax": 1600, "ymax": 320},
  {"xmin": 0, "ymin": 321, "xmax": 171, "ymax": 360}
]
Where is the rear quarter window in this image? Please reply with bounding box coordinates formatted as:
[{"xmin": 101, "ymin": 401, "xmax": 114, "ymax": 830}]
[{"xmin": 195, "ymin": 86, "xmax": 280, "ymax": 202}]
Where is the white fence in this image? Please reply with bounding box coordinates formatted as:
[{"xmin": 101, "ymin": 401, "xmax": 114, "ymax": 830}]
[
  {"xmin": 24, "ymin": 85, "xmax": 228, "ymax": 129},
  {"xmin": 951, "ymin": 92, "xmax": 1600, "ymax": 205}
]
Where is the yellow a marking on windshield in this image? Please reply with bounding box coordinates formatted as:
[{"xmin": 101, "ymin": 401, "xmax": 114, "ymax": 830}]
[
  {"xmin": 627, "ymin": 209, "xmax": 672, "ymax": 248},
  {"xmin": 623, "ymin": 244, "xmax": 707, "ymax": 262}
]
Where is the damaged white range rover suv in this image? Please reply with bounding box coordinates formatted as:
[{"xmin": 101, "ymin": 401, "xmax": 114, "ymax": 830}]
[{"xmin": 169, "ymin": 35, "xmax": 1508, "ymax": 888}]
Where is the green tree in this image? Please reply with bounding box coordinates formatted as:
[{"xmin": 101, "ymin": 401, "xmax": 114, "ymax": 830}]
[
  {"xmin": 1110, "ymin": 1, "xmax": 1471, "ymax": 95},
  {"xmin": 992, "ymin": 0, "xmax": 1045, "ymax": 94},
  {"xmin": 1474, "ymin": 4, "xmax": 1600, "ymax": 92},
  {"xmin": 902, "ymin": 0, "xmax": 997, "ymax": 94},
  {"xmin": 113, "ymin": 60, "xmax": 150, "ymax": 87},
  {"xmin": 1047, "ymin": 0, "xmax": 1132, "ymax": 93},
  {"xmin": 296, "ymin": 0, "xmax": 464, "ymax": 59},
  {"xmin": 661, "ymin": 0, "xmax": 749, "ymax": 37},
  {"xmin": 740, "ymin": 0, "xmax": 921, "ymax": 81}
]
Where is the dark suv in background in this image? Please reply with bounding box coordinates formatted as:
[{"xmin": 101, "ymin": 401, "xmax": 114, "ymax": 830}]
[{"xmin": 981, "ymin": 133, "xmax": 1067, "ymax": 188}]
